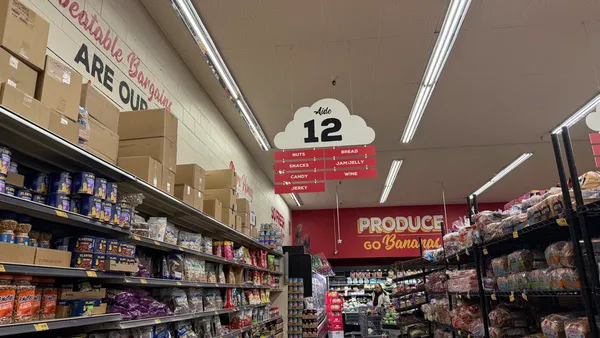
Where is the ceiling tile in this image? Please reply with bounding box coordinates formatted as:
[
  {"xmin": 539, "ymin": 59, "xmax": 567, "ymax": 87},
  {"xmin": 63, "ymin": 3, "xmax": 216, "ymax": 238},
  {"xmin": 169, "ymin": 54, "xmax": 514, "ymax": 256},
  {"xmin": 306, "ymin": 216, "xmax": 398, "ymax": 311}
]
[
  {"xmin": 260, "ymin": 0, "xmax": 325, "ymax": 46},
  {"xmin": 379, "ymin": 0, "xmax": 448, "ymax": 38},
  {"xmin": 323, "ymin": 0, "xmax": 383, "ymax": 42}
]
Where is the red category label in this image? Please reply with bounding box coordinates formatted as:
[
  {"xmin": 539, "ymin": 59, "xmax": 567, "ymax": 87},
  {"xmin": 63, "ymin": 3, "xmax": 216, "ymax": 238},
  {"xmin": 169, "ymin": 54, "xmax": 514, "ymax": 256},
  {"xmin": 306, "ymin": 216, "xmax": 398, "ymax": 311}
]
[
  {"xmin": 275, "ymin": 171, "xmax": 325, "ymax": 183},
  {"xmin": 591, "ymin": 133, "xmax": 600, "ymax": 144},
  {"xmin": 325, "ymin": 146, "xmax": 376, "ymax": 158},
  {"xmin": 325, "ymin": 157, "xmax": 377, "ymax": 169},
  {"xmin": 326, "ymin": 168, "xmax": 378, "ymax": 180},
  {"xmin": 596, "ymin": 157, "xmax": 600, "ymax": 168},
  {"xmin": 593, "ymin": 145, "xmax": 600, "ymax": 156},
  {"xmin": 274, "ymin": 149, "xmax": 325, "ymax": 161},
  {"xmin": 275, "ymin": 182, "xmax": 326, "ymax": 194},
  {"xmin": 274, "ymin": 160, "xmax": 325, "ymax": 172}
]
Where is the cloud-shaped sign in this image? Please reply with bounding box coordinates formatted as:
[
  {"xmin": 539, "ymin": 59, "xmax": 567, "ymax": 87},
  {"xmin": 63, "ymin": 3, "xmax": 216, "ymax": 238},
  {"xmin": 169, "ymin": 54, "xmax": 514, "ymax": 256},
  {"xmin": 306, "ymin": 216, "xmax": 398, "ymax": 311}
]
[
  {"xmin": 586, "ymin": 102, "xmax": 600, "ymax": 131},
  {"xmin": 274, "ymin": 98, "xmax": 375, "ymax": 149}
]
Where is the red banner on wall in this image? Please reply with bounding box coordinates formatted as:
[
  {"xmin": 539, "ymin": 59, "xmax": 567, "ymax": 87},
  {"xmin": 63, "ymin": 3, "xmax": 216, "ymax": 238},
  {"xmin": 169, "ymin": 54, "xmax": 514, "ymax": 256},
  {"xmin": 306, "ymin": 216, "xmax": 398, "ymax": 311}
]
[{"xmin": 292, "ymin": 203, "xmax": 505, "ymax": 259}]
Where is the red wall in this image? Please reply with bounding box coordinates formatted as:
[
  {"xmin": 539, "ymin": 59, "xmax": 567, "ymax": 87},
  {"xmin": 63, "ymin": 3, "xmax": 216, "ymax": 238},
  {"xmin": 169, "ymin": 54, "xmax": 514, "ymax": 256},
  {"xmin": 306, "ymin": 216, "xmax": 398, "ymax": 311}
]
[{"xmin": 292, "ymin": 203, "xmax": 504, "ymax": 259}]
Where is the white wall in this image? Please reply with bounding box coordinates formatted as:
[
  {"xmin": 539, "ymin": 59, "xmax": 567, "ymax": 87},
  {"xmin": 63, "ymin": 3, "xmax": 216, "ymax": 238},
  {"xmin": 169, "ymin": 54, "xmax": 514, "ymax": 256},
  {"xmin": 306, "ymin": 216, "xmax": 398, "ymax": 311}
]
[{"xmin": 26, "ymin": 0, "xmax": 291, "ymax": 240}]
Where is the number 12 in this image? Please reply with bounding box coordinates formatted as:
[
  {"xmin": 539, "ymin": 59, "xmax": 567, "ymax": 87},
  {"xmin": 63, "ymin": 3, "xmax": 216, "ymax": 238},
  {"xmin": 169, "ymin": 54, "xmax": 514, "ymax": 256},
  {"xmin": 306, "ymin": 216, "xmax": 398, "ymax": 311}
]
[{"xmin": 304, "ymin": 118, "xmax": 343, "ymax": 143}]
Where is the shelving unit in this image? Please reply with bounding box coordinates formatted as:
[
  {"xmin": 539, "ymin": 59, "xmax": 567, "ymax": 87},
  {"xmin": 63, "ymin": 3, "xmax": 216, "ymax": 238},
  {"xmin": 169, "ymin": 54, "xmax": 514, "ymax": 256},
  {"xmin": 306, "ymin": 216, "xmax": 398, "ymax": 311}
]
[{"xmin": 0, "ymin": 105, "xmax": 285, "ymax": 335}]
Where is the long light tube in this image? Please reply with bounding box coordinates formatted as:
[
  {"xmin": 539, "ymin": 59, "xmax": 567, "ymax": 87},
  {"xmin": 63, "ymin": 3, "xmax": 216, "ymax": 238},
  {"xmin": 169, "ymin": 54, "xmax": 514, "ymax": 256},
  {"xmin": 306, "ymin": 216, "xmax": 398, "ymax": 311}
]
[
  {"xmin": 379, "ymin": 160, "xmax": 403, "ymax": 203},
  {"xmin": 551, "ymin": 93, "xmax": 600, "ymax": 134},
  {"xmin": 290, "ymin": 193, "xmax": 302, "ymax": 207},
  {"xmin": 470, "ymin": 153, "xmax": 533, "ymax": 198},
  {"xmin": 173, "ymin": 0, "xmax": 271, "ymax": 150},
  {"xmin": 401, "ymin": 0, "xmax": 471, "ymax": 143}
]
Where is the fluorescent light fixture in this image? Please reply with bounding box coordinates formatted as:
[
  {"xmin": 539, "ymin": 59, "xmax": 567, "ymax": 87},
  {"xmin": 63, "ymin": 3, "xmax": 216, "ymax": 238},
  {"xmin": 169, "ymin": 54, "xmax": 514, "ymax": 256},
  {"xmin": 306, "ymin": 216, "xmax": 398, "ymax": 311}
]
[
  {"xmin": 172, "ymin": 0, "xmax": 271, "ymax": 151},
  {"xmin": 471, "ymin": 153, "xmax": 533, "ymax": 198},
  {"xmin": 401, "ymin": 0, "xmax": 471, "ymax": 143},
  {"xmin": 379, "ymin": 160, "xmax": 403, "ymax": 203},
  {"xmin": 552, "ymin": 93, "xmax": 600, "ymax": 134},
  {"xmin": 291, "ymin": 193, "xmax": 302, "ymax": 207}
]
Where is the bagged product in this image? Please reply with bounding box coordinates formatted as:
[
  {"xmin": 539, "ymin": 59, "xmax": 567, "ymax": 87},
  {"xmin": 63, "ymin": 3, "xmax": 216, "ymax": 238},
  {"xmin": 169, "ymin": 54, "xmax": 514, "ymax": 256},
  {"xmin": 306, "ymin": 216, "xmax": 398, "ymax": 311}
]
[
  {"xmin": 488, "ymin": 306, "xmax": 527, "ymax": 327},
  {"xmin": 508, "ymin": 249, "xmax": 545, "ymax": 273},
  {"xmin": 528, "ymin": 269, "xmax": 551, "ymax": 290},
  {"xmin": 168, "ymin": 253, "xmax": 184, "ymax": 280},
  {"xmin": 163, "ymin": 222, "xmax": 179, "ymax": 245},
  {"xmin": 186, "ymin": 288, "xmax": 203, "ymax": 313},
  {"xmin": 546, "ymin": 242, "xmax": 569, "ymax": 269},
  {"xmin": 491, "ymin": 256, "xmax": 509, "ymax": 277},
  {"xmin": 565, "ymin": 317, "xmax": 592, "ymax": 338},
  {"xmin": 542, "ymin": 313, "xmax": 573, "ymax": 338},
  {"xmin": 183, "ymin": 256, "xmax": 206, "ymax": 282},
  {"xmin": 160, "ymin": 288, "xmax": 190, "ymax": 314},
  {"xmin": 549, "ymin": 268, "xmax": 580, "ymax": 290},
  {"xmin": 147, "ymin": 217, "xmax": 167, "ymax": 242},
  {"xmin": 560, "ymin": 242, "xmax": 575, "ymax": 268},
  {"xmin": 497, "ymin": 276, "xmax": 509, "ymax": 292},
  {"xmin": 178, "ymin": 231, "xmax": 202, "ymax": 252}
]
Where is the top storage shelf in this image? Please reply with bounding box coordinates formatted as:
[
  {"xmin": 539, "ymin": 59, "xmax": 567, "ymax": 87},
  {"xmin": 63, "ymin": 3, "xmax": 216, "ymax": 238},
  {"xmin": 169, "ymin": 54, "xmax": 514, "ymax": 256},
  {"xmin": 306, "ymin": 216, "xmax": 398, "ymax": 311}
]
[{"xmin": 0, "ymin": 105, "xmax": 283, "ymax": 257}]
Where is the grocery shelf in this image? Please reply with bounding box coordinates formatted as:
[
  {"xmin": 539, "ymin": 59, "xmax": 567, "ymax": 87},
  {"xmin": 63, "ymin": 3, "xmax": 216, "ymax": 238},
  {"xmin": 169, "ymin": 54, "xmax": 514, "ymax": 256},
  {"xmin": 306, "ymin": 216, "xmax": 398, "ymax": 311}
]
[
  {"xmin": 393, "ymin": 268, "xmax": 444, "ymax": 283},
  {"xmin": 104, "ymin": 276, "xmax": 272, "ymax": 289},
  {"xmin": 485, "ymin": 290, "xmax": 581, "ymax": 297},
  {"xmin": 270, "ymin": 288, "xmax": 283, "ymax": 292},
  {"xmin": 0, "ymin": 105, "xmax": 282, "ymax": 257},
  {"xmin": 0, "ymin": 193, "xmax": 130, "ymax": 236},
  {"xmin": 0, "ymin": 314, "xmax": 121, "ymax": 336},
  {"xmin": 390, "ymin": 288, "xmax": 426, "ymax": 298},
  {"xmin": 0, "ymin": 262, "xmax": 124, "ymax": 278},
  {"xmin": 129, "ymin": 235, "xmax": 283, "ymax": 275},
  {"xmin": 221, "ymin": 316, "xmax": 282, "ymax": 338},
  {"xmin": 397, "ymin": 302, "xmax": 426, "ymax": 312},
  {"xmin": 431, "ymin": 322, "xmax": 471, "ymax": 338},
  {"xmin": 113, "ymin": 308, "xmax": 239, "ymax": 329},
  {"xmin": 428, "ymin": 291, "xmax": 479, "ymax": 299}
]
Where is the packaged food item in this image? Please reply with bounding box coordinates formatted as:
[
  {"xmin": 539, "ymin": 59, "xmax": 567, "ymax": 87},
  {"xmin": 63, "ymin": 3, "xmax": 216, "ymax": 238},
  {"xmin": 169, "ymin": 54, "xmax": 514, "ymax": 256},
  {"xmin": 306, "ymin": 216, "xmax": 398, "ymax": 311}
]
[
  {"xmin": 491, "ymin": 256, "xmax": 509, "ymax": 277},
  {"xmin": 119, "ymin": 204, "xmax": 133, "ymax": 228},
  {"xmin": 32, "ymin": 194, "xmax": 47, "ymax": 204},
  {"xmin": 25, "ymin": 173, "xmax": 48, "ymax": 194},
  {"xmin": 546, "ymin": 241, "xmax": 568, "ymax": 268},
  {"xmin": 119, "ymin": 242, "xmax": 136, "ymax": 257},
  {"xmin": 38, "ymin": 278, "xmax": 57, "ymax": 320},
  {"xmin": 560, "ymin": 242, "xmax": 575, "ymax": 268},
  {"xmin": 8, "ymin": 162, "xmax": 17, "ymax": 174},
  {"xmin": 178, "ymin": 231, "xmax": 202, "ymax": 252},
  {"xmin": 223, "ymin": 241, "xmax": 234, "ymax": 260},
  {"xmin": 0, "ymin": 213, "xmax": 17, "ymax": 244},
  {"xmin": 497, "ymin": 276, "xmax": 509, "ymax": 291},
  {"xmin": 106, "ymin": 182, "xmax": 118, "ymax": 203},
  {"xmin": 49, "ymin": 172, "xmax": 72, "ymax": 194},
  {"xmin": 542, "ymin": 313, "xmax": 572, "ymax": 338},
  {"xmin": 0, "ymin": 275, "xmax": 15, "ymax": 324},
  {"xmin": 508, "ymin": 249, "xmax": 545, "ymax": 273},
  {"xmin": 13, "ymin": 275, "xmax": 35, "ymax": 323},
  {"xmin": 160, "ymin": 288, "xmax": 189, "ymax": 314},
  {"xmin": 565, "ymin": 317, "xmax": 591, "ymax": 338},
  {"xmin": 48, "ymin": 193, "xmax": 70, "ymax": 211},
  {"xmin": 16, "ymin": 189, "xmax": 32, "ymax": 201},
  {"xmin": 72, "ymin": 172, "xmax": 95, "ymax": 195},
  {"xmin": 71, "ymin": 252, "xmax": 93, "ymax": 269},
  {"xmin": 0, "ymin": 146, "xmax": 11, "ymax": 175},
  {"xmin": 110, "ymin": 203, "xmax": 120, "ymax": 225},
  {"xmin": 94, "ymin": 177, "xmax": 107, "ymax": 200},
  {"xmin": 206, "ymin": 262, "xmax": 217, "ymax": 283},
  {"xmin": 528, "ymin": 269, "xmax": 550, "ymax": 290},
  {"xmin": 202, "ymin": 236, "xmax": 213, "ymax": 254},
  {"xmin": 147, "ymin": 217, "xmax": 167, "ymax": 242},
  {"xmin": 0, "ymin": 177, "xmax": 5, "ymax": 194},
  {"xmin": 168, "ymin": 253, "xmax": 184, "ymax": 280},
  {"xmin": 92, "ymin": 254, "xmax": 105, "ymax": 270},
  {"xmin": 186, "ymin": 288, "xmax": 203, "ymax": 313},
  {"xmin": 102, "ymin": 202, "xmax": 112, "ymax": 222},
  {"xmin": 107, "ymin": 239, "xmax": 119, "ymax": 255},
  {"xmin": 549, "ymin": 268, "xmax": 580, "ymax": 290},
  {"xmin": 163, "ymin": 221, "xmax": 178, "ymax": 245}
]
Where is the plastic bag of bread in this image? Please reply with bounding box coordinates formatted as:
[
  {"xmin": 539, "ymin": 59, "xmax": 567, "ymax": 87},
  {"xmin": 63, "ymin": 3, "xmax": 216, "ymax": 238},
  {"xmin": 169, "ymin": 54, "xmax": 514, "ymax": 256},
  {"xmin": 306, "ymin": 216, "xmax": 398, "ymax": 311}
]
[
  {"xmin": 560, "ymin": 242, "xmax": 575, "ymax": 268},
  {"xmin": 487, "ymin": 326, "xmax": 503, "ymax": 338},
  {"xmin": 491, "ymin": 256, "xmax": 509, "ymax": 277},
  {"xmin": 497, "ymin": 276, "xmax": 509, "ymax": 291},
  {"xmin": 579, "ymin": 171, "xmax": 600, "ymax": 190},
  {"xmin": 488, "ymin": 306, "xmax": 527, "ymax": 327},
  {"xmin": 508, "ymin": 249, "xmax": 544, "ymax": 273},
  {"xmin": 527, "ymin": 202, "xmax": 543, "ymax": 225},
  {"xmin": 542, "ymin": 313, "xmax": 573, "ymax": 338},
  {"xmin": 565, "ymin": 317, "xmax": 590, "ymax": 338},
  {"xmin": 546, "ymin": 194, "xmax": 564, "ymax": 218},
  {"xmin": 475, "ymin": 211, "xmax": 507, "ymax": 227},
  {"xmin": 523, "ymin": 333, "xmax": 546, "ymax": 338},
  {"xmin": 546, "ymin": 242, "xmax": 568, "ymax": 268},
  {"xmin": 507, "ymin": 272, "xmax": 528, "ymax": 290},
  {"xmin": 459, "ymin": 226, "xmax": 473, "ymax": 249},
  {"xmin": 522, "ymin": 194, "xmax": 543, "ymax": 212},
  {"xmin": 528, "ymin": 269, "xmax": 550, "ymax": 290},
  {"xmin": 549, "ymin": 268, "xmax": 580, "ymax": 290}
]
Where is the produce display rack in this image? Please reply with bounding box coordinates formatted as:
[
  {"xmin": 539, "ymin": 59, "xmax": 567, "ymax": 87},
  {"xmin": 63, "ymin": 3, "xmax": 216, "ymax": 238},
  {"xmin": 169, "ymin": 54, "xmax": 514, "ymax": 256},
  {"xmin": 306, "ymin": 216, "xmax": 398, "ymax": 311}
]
[
  {"xmin": 391, "ymin": 128, "xmax": 600, "ymax": 338},
  {"xmin": 0, "ymin": 105, "xmax": 284, "ymax": 334}
]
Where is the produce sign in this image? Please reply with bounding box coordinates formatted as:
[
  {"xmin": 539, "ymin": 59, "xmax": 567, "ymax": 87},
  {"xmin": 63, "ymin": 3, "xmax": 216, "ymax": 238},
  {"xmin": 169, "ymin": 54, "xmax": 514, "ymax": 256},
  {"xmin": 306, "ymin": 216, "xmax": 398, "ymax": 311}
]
[{"xmin": 273, "ymin": 99, "xmax": 376, "ymax": 194}]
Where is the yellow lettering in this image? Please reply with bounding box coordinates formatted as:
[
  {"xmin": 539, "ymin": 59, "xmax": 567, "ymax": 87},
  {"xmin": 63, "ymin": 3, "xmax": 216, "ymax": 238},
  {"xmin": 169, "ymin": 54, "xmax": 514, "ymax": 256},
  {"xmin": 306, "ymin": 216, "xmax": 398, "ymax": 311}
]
[
  {"xmin": 364, "ymin": 241, "xmax": 372, "ymax": 250},
  {"xmin": 383, "ymin": 234, "xmax": 395, "ymax": 250},
  {"xmin": 372, "ymin": 241, "xmax": 381, "ymax": 250}
]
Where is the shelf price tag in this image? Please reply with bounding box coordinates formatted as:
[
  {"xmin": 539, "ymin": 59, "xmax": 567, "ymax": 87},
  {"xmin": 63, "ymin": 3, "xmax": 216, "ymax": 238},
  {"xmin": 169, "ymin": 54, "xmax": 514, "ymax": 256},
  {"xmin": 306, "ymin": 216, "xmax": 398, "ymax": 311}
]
[
  {"xmin": 140, "ymin": 279, "xmax": 147, "ymax": 284},
  {"xmin": 456, "ymin": 254, "xmax": 460, "ymax": 261},
  {"xmin": 34, "ymin": 323, "xmax": 49, "ymax": 331},
  {"xmin": 465, "ymin": 248, "xmax": 469, "ymax": 256},
  {"xmin": 133, "ymin": 235, "xmax": 141, "ymax": 241},
  {"xmin": 483, "ymin": 248, "xmax": 489, "ymax": 255},
  {"xmin": 86, "ymin": 271, "xmax": 97, "ymax": 277},
  {"xmin": 467, "ymin": 292, "xmax": 471, "ymax": 299},
  {"xmin": 491, "ymin": 293, "xmax": 497, "ymax": 301},
  {"xmin": 55, "ymin": 210, "xmax": 68, "ymax": 218},
  {"xmin": 154, "ymin": 319, "xmax": 161, "ymax": 324},
  {"xmin": 509, "ymin": 292, "xmax": 515, "ymax": 302},
  {"xmin": 153, "ymin": 240, "xmax": 161, "ymax": 246},
  {"xmin": 512, "ymin": 231, "xmax": 519, "ymax": 239},
  {"xmin": 557, "ymin": 218, "xmax": 568, "ymax": 227},
  {"xmin": 176, "ymin": 281, "xmax": 182, "ymax": 286},
  {"xmin": 0, "ymin": 264, "xmax": 5, "ymax": 272},
  {"xmin": 522, "ymin": 292, "xmax": 528, "ymax": 301}
]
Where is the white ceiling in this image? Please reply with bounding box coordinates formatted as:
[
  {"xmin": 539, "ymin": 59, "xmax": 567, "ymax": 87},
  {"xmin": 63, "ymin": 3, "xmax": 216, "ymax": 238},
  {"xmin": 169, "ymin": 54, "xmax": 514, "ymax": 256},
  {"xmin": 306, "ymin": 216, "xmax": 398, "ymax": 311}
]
[{"xmin": 144, "ymin": 0, "xmax": 600, "ymax": 209}]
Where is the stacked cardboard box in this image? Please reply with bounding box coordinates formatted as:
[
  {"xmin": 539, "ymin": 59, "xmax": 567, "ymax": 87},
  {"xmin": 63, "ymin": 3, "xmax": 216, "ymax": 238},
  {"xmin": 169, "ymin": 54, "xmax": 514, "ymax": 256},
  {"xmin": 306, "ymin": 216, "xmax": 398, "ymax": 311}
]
[
  {"xmin": 118, "ymin": 108, "xmax": 178, "ymax": 195},
  {"xmin": 204, "ymin": 169, "xmax": 236, "ymax": 227},
  {"xmin": 79, "ymin": 84, "xmax": 120, "ymax": 163},
  {"xmin": 236, "ymin": 198, "xmax": 252, "ymax": 236},
  {"xmin": 174, "ymin": 163, "xmax": 205, "ymax": 211}
]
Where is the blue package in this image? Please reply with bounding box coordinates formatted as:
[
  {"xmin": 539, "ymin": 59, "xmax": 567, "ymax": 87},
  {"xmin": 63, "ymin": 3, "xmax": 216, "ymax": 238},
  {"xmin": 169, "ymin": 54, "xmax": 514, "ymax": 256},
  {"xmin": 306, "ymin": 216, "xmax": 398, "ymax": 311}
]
[
  {"xmin": 16, "ymin": 188, "xmax": 32, "ymax": 201},
  {"xmin": 107, "ymin": 239, "xmax": 119, "ymax": 255},
  {"xmin": 106, "ymin": 182, "xmax": 117, "ymax": 203},
  {"xmin": 102, "ymin": 202, "xmax": 111, "ymax": 222},
  {"xmin": 94, "ymin": 237, "xmax": 107, "ymax": 253},
  {"xmin": 72, "ymin": 172, "xmax": 95, "ymax": 195},
  {"xmin": 0, "ymin": 175, "xmax": 4, "ymax": 194},
  {"xmin": 25, "ymin": 173, "xmax": 48, "ymax": 194},
  {"xmin": 94, "ymin": 177, "xmax": 107, "ymax": 200},
  {"xmin": 48, "ymin": 193, "xmax": 70, "ymax": 211},
  {"xmin": 49, "ymin": 172, "xmax": 72, "ymax": 194},
  {"xmin": 71, "ymin": 299, "xmax": 96, "ymax": 316},
  {"xmin": 32, "ymin": 193, "xmax": 47, "ymax": 204},
  {"xmin": 5, "ymin": 183, "xmax": 15, "ymax": 196}
]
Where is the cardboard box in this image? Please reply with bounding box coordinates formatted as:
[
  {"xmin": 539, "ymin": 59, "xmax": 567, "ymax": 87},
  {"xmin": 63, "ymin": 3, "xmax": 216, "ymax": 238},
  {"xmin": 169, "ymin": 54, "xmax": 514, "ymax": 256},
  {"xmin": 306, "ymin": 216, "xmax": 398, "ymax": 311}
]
[
  {"xmin": 194, "ymin": 190, "xmax": 203, "ymax": 211},
  {"xmin": 0, "ymin": 83, "xmax": 51, "ymax": 128},
  {"xmin": 85, "ymin": 146, "xmax": 116, "ymax": 165},
  {"xmin": 251, "ymin": 226, "xmax": 258, "ymax": 239},
  {"xmin": 205, "ymin": 169, "xmax": 236, "ymax": 189},
  {"xmin": 235, "ymin": 215, "xmax": 242, "ymax": 231},
  {"xmin": 0, "ymin": 242, "xmax": 35, "ymax": 264},
  {"xmin": 34, "ymin": 247, "xmax": 72, "ymax": 267},
  {"xmin": 105, "ymin": 261, "xmax": 138, "ymax": 273},
  {"xmin": 80, "ymin": 83, "xmax": 119, "ymax": 132},
  {"xmin": 241, "ymin": 225, "xmax": 251, "ymax": 236},
  {"xmin": 161, "ymin": 167, "xmax": 175, "ymax": 196},
  {"xmin": 119, "ymin": 108, "xmax": 178, "ymax": 143},
  {"xmin": 236, "ymin": 198, "xmax": 251, "ymax": 214},
  {"xmin": 86, "ymin": 116, "xmax": 119, "ymax": 162},
  {"xmin": 117, "ymin": 156, "xmax": 162, "ymax": 188},
  {"xmin": 0, "ymin": 47, "xmax": 36, "ymax": 95},
  {"xmin": 204, "ymin": 188, "xmax": 236, "ymax": 211},
  {"xmin": 222, "ymin": 207, "xmax": 236, "ymax": 228},
  {"xmin": 175, "ymin": 184, "xmax": 194, "ymax": 205},
  {"xmin": 91, "ymin": 303, "xmax": 108, "ymax": 315},
  {"xmin": 48, "ymin": 110, "xmax": 78, "ymax": 144},
  {"xmin": 175, "ymin": 164, "xmax": 205, "ymax": 191},
  {"xmin": 238, "ymin": 212, "xmax": 251, "ymax": 229},
  {"xmin": 6, "ymin": 172, "xmax": 23, "ymax": 187},
  {"xmin": 203, "ymin": 198, "xmax": 222, "ymax": 221},
  {"xmin": 59, "ymin": 288, "xmax": 107, "ymax": 300},
  {"xmin": 0, "ymin": 0, "xmax": 49, "ymax": 71},
  {"xmin": 36, "ymin": 55, "xmax": 83, "ymax": 121},
  {"xmin": 118, "ymin": 137, "xmax": 176, "ymax": 173}
]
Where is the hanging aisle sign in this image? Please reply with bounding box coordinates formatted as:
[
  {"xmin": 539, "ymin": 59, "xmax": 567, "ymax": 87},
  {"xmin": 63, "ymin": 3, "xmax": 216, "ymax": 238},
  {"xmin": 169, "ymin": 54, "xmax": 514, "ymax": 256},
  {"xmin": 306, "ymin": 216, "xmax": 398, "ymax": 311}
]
[{"xmin": 273, "ymin": 98, "xmax": 377, "ymax": 194}]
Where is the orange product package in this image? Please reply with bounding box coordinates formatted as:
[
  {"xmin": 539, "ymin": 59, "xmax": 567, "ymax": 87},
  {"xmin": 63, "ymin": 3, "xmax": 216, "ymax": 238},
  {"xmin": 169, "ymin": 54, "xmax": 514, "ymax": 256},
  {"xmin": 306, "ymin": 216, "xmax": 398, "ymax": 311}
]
[{"xmin": 0, "ymin": 275, "xmax": 16, "ymax": 324}]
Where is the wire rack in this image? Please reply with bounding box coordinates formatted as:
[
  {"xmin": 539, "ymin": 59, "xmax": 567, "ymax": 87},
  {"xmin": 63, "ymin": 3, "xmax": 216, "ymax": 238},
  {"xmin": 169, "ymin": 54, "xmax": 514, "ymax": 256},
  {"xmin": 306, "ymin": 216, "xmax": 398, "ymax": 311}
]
[{"xmin": 360, "ymin": 312, "xmax": 385, "ymax": 337}]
